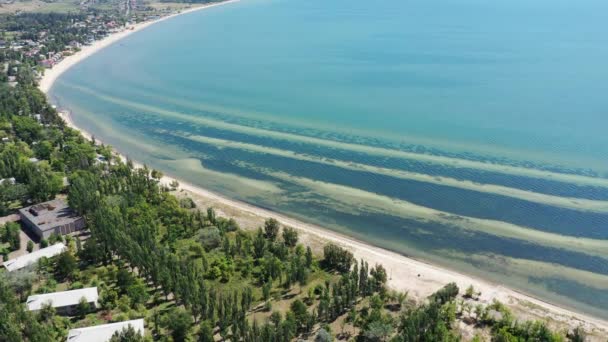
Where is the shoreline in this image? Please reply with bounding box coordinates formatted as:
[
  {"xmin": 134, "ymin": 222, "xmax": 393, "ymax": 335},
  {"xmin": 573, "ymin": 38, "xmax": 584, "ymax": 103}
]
[
  {"xmin": 38, "ymin": 0, "xmax": 241, "ymax": 93},
  {"xmin": 38, "ymin": 4, "xmax": 608, "ymax": 338}
]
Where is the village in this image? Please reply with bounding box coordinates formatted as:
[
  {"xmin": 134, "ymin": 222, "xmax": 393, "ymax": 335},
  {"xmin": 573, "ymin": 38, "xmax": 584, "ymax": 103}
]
[{"xmin": 0, "ymin": 0, "xmax": 185, "ymax": 90}]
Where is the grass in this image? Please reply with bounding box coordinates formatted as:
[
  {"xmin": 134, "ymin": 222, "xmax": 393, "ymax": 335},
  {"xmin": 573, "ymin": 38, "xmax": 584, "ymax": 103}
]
[{"xmin": 0, "ymin": 0, "xmax": 81, "ymax": 14}]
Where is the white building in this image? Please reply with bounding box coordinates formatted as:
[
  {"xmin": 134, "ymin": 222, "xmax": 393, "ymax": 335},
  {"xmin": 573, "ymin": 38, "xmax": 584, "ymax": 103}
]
[
  {"xmin": 26, "ymin": 287, "xmax": 98, "ymax": 315},
  {"xmin": 66, "ymin": 319, "xmax": 145, "ymax": 342},
  {"xmin": 0, "ymin": 177, "xmax": 16, "ymax": 185},
  {"xmin": 2, "ymin": 243, "xmax": 66, "ymax": 272}
]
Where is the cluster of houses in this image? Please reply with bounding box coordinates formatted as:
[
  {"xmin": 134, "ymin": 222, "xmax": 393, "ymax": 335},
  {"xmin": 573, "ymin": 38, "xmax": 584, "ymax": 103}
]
[
  {"xmin": 0, "ymin": 16, "xmax": 127, "ymax": 75},
  {"xmin": 0, "ymin": 198, "xmax": 146, "ymax": 340},
  {"xmin": 39, "ymin": 51, "xmax": 65, "ymax": 69},
  {"xmin": 26, "ymin": 284, "xmax": 144, "ymax": 341},
  {"xmin": 2, "ymin": 242, "xmax": 147, "ymax": 340}
]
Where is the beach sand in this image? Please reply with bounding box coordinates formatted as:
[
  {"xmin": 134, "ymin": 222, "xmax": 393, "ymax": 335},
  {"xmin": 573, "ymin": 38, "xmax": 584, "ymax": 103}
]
[
  {"xmin": 40, "ymin": 3, "xmax": 608, "ymax": 339},
  {"xmin": 38, "ymin": 0, "xmax": 241, "ymax": 93}
]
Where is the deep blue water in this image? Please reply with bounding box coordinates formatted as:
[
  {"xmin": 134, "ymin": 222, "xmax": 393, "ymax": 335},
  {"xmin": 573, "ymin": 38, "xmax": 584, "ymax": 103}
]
[{"xmin": 50, "ymin": 0, "xmax": 608, "ymax": 318}]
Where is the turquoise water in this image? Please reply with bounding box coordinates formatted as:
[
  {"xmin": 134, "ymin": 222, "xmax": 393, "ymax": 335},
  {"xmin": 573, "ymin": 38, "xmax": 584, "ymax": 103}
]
[{"xmin": 51, "ymin": 0, "xmax": 608, "ymax": 318}]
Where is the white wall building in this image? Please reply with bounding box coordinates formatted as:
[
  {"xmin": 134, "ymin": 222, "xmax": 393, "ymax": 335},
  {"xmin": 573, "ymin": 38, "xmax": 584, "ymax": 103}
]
[
  {"xmin": 2, "ymin": 243, "xmax": 66, "ymax": 272},
  {"xmin": 66, "ymin": 319, "xmax": 145, "ymax": 342},
  {"xmin": 26, "ymin": 287, "xmax": 98, "ymax": 315}
]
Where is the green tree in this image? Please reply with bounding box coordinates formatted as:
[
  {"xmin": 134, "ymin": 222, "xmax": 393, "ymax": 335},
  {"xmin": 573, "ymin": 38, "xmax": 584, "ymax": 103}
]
[
  {"xmin": 55, "ymin": 252, "xmax": 77, "ymax": 280},
  {"xmin": 165, "ymin": 308, "xmax": 192, "ymax": 341},
  {"xmin": 316, "ymin": 328, "xmax": 333, "ymax": 342},
  {"xmin": 282, "ymin": 227, "xmax": 298, "ymax": 247},
  {"xmin": 206, "ymin": 207, "xmax": 216, "ymax": 225},
  {"xmin": 198, "ymin": 320, "xmax": 214, "ymax": 342},
  {"xmin": 253, "ymin": 228, "xmax": 266, "ymax": 259},
  {"xmin": 27, "ymin": 162, "xmax": 62, "ymax": 202},
  {"xmin": 3, "ymin": 270, "xmax": 35, "ymax": 301},
  {"xmin": 2, "ymin": 222, "xmax": 21, "ymax": 251},
  {"xmin": 109, "ymin": 325, "xmax": 144, "ymax": 342},
  {"xmin": 116, "ymin": 269, "xmax": 135, "ymax": 293},
  {"xmin": 12, "ymin": 116, "xmax": 41, "ymax": 143},
  {"xmin": 264, "ymin": 218, "xmax": 280, "ymax": 241},
  {"xmin": 100, "ymin": 288, "xmax": 118, "ymax": 310},
  {"xmin": 262, "ymin": 280, "xmax": 272, "ymax": 301},
  {"xmin": 429, "ymin": 283, "xmax": 459, "ymax": 305},
  {"xmin": 305, "ymin": 246, "xmax": 313, "ymax": 268},
  {"xmin": 464, "ymin": 285, "xmax": 475, "ymax": 299},
  {"xmin": 198, "ymin": 227, "xmax": 222, "ymax": 251},
  {"xmin": 33, "ymin": 141, "xmax": 53, "ymax": 160},
  {"xmin": 68, "ymin": 171, "xmax": 99, "ymax": 215},
  {"xmin": 77, "ymin": 296, "xmax": 91, "ymax": 317},
  {"xmin": 289, "ymin": 299, "xmax": 309, "ymax": 332},
  {"xmin": 26, "ymin": 240, "xmax": 34, "ymax": 253},
  {"xmin": 567, "ymin": 326, "xmax": 586, "ymax": 342},
  {"xmin": 323, "ymin": 243, "xmax": 353, "ymax": 272},
  {"xmin": 270, "ymin": 311, "xmax": 282, "ymax": 326},
  {"xmin": 150, "ymin": 169, "xmax": 163, "ymax": 180},
  {"xmin": 127, "ymin": 279, "xmax": 150, "ymax": 307},
  {"xmin": 364, "ymin": 320, "xmax": 393, "ymax": 341}
]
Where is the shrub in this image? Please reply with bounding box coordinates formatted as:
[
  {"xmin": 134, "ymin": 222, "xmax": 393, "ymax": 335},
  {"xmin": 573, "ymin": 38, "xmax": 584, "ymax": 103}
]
[
  {"xmin": 198, "ymin": 227, "xmax": 222, "ymax": 251},
  {"xmin": 179, "ymin": 197, "xmax": 196, "ymax": 209},
  {"xmin": 322, "ymin": 243, "xmax": 353, "ymax": 272},
  {"xmin": 26, "ymin": 240, "xmax": 34, "ymax": 253}
]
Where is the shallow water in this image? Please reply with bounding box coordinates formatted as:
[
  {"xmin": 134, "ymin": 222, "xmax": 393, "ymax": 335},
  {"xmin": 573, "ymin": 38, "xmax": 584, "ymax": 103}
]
[{"xmin": 50, "ymin": 0, "xmax": 608, "ymax": 318}]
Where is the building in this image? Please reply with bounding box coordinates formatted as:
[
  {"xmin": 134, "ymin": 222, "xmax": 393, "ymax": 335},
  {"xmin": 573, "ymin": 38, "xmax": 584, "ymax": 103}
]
[
  {"xmin": 0, "ymin": 177, "xmax": 16, "ymax": 185},
  {"xmin": 19, "ymin": 199, "xmax": 85, "ymax": 239},
  {"xmin": 67, "ymin": 319, "xmax": 145, "ymax": 342},
  {"xmin": 39, "ymin": 59, "xmax": 54, "ymax": 68},
  {"xmin": 2, "ymin": 243, "xmax": 66, "ymax": 272},
  {"xmin": 26, "ymin": 287, "xmax": 98, "ymax": 315}
]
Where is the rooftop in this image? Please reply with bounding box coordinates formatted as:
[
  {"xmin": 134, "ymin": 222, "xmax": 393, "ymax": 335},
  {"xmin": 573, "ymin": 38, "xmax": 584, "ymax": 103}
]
[
  {"xmin": 18, "ymin": 199, "xmax": 81, "ymax": 233},
  {"xmin": 26, "ymin": 287, "xmax": 98, "ymax": 311},
  {"xmin": 67, "ymin": 319, "xmax": 145, "ymax": 342},
  {"xmin": 2, "ymin": 243, "xmax": 66, "ymax": 272}
]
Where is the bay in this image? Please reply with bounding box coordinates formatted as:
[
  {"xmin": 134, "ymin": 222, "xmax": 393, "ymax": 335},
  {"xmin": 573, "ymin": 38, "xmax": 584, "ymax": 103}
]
[{"xmin": 50, "ymin": 0, "xmax": 608, "ymax": 318}]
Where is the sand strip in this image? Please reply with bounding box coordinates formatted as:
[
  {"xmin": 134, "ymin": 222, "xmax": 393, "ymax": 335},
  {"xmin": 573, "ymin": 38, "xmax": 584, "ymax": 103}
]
[{"xmin": 38, "ymin": 0, "xmax": 241, "ymax": 93}]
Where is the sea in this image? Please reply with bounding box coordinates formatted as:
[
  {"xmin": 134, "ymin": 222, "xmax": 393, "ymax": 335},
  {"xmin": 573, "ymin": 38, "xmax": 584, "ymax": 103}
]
[{"xmin": 49, "ymin": 0, "xmax": 608, "ymax": 319}]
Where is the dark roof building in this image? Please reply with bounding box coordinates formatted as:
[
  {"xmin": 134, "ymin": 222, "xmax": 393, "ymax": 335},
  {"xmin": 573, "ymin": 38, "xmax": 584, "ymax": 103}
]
[{"xmin": 18, "ymin": 199, "xmax": 85, "ymax": 239}]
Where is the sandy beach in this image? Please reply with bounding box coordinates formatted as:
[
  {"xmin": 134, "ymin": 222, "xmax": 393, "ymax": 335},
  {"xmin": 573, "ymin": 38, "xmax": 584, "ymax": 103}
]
[
  {"xmin": 38, "ymin": 0, "xmax": 241, "ymax": 93},
  {"xmin": 39, "ymin": 3, "xmax": 608, "ymax": 339}
]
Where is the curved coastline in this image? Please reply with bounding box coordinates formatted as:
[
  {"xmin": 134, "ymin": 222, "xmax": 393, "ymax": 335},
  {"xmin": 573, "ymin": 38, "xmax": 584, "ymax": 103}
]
[
  {"xmin": 39, "ymin": 0, "xmax": 242, "ymax": 93},
  {"xmin": 39, "ymin": 4, "xmax": 608, "ymax": 337}
]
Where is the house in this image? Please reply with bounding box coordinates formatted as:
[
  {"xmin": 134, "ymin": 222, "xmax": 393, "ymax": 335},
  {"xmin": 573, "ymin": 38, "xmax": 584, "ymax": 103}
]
[
  {"xmin": 94, "ymin": 154, "xmax": 108, "ymax": 165},
  {"xmin": 66, "ymin": 319, "xmax": 145, "ymax": 342},
  {"xmin": 0, "ymin": 177, "xmax": 16, "ymax": 185},
  {"xmin": 18, "ymin": 199, "xmax": 85, "ymax": 239},
  {"xmin": 2, "ymin": 243, "xmax": 66, "ymax": 272},
  {"xmin": 26, "ymin": 287, "xmax": 98, "ymax": 315},
  {"xmin": 40, "ymin": 59, "xmax": 54, "ymax": 68},
  {"xmin": 69, "ymin": 40, "xmax": 82, "ymax": 49}
]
